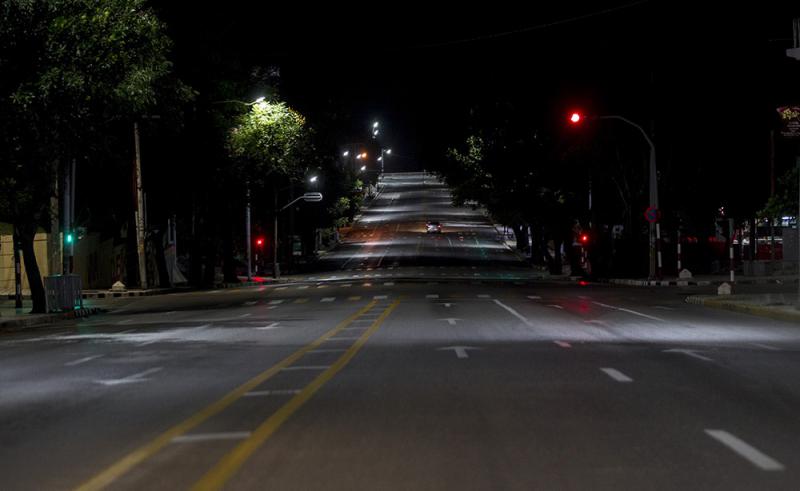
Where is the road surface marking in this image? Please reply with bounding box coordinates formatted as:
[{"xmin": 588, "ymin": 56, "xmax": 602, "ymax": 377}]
[
  {"xmin": 437, "ymin": 346, "xmax": 481, "ymax": 359},
  {"xmin": 172, "ymin": 432, "xmax": 251, "ymax": 444},
  {"xmin": 704, "ymin": 430, "xmax": 784, "ymax": 471},
  {"xmin": 321, "ymin": 297, "xmax": 335, "ymax": 302},
  {"xmin": 274, "ymin": 287, "xmax": 287, "ymax": 291},
  {"xmin": 316, "ymin": 285, "xmax": 328, "ymax": 289},
  {"xmin": 244, "ymin": 390, "xmax": 302, "ymax": 397},
  {"xmin": 208, "ymin": 290, "xmax": 221, "ymax": 294},
  {"xmin": 137, "ymin": 340, "xmax": 159, "ymax": 347},
  {"xmin": 235, "ymin": 313, "xmax": 251, "ymax": 319},
  {"xmin": 363, "ymin": 282, "xmax": 372, "ymax": 287},
  {"xmin": 477, "ymin": 294, "xmax": 491, "ymax": 298},
  {"xmin": 281, "ymin": 366, "xmax": 330, "ymax": 371},
  {"xmin": 373, "ymin": 295, "xmax": 388, "ymax": 300},
  {"xmin": 268, "ymin": 300, "xmax": 284, "ymax": 305},
  {"xmin": 752, "ymin": 343, "xmax": 779, "ymax": 351},
  {"xmin": 663, "ymin": 348, "xmax": 713, "ymax": 362},
  {"xmin": 266, "ymin": 306, "xmax": 278, "ymax": 310},
  {"xmin": 652, "ymin": 305, "xmax": 674, "ymax": 310},
  {"xmin": 293, "ymin": 298, "xmax": 309, "ymax": 304},
  {"xmin": 340, "ymin": 284, "xmax": 352, "ymax": 287},
  {"xmin": 164, "ymin": 311, "xmax": 176, "ymax": 315},
  {"xmin": 384, "ymin": 282, "xmax": 395, "ymax": 286},
  {"xmin": 75, "ymin": 300, "xmax": 378, "ymax": 491},
  {"xmin": 64, "ymin": 355, "xmax": 104, "ymax": 367},
  {"xmin": 95, "ymin": 367, "xmax": 163, "ymax": 386},
  {"xmin": 547, "ymin": 304, "xmax": 564, "ymax": 309},
  {"xmin": 348, "ymin": 296, "xmax": 362, "ymax": 301},
  {"xmin": 439, "ymin": 318, "xmax": 460, "ymax": 325},
  {"xmin": 527, "ymin": 296, "xmax": 541, "ymax": 300},
  {"xmin": 426, "ymin": 294, "xmax": 439, "ymax": 299},
  {"xmin": 243, "ymin": 301, "xmax": 257, "ymax": 306},
  {"xmin": 592, "ymin": 301, "xmax": 665, "ymax": 322},
  {"xmin": 600, "ymin": 368, "xmax": 633, "ymax": 382},
  {"xmin": 493, "ymin": 299, "xmax": 535, "ymax": 327},
  {"xmin": 297, "ymin": 286, "xmax": 309, "ymax": 290},
  {"xmin": 191, "ymin": 299, "xmax": 401, "ymax": 491},
  {"xmin": 585, "ymin": 319, "xmax": 610, "ymax": 327},
  {"xmin": 255, "ymin": 322, "xmax": 281, "ymax": 330},
  {"xmin": 554, "ymin": 341, "xmax": 572, "ymax": 348}
]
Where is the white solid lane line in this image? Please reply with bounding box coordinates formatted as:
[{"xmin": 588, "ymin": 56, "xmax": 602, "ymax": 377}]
[
  {"xmin": 244, "ymin": 389, "xmax": 302, "ymax": 397},
  {"xmin": 600, "ymin": 367, "xmax": 633, "ymax": 383},
  {"xmin": 751, "ymin": 343, "xmax": 780, "ymax": 351},
  {"xmin": 493, "ymin": 299, "xmax": 535, "ymax": 328},
  {"xmin": 172, "ymin": 432, "xmax": 251, "ymax": 443},
  {"xmin": 592, "ymin": 301, "xmax": 665, "ymax": 322},
  {"xmin": 95, "ymin": 367, "xmax": 163, "ymax": 386},
  {"xmin": 64, "ymin": 355, "xmax": 104, "ymax": 367},
  {"xmin": 705, "ymin": 429, "xmax": 785, "ymax": 471}
]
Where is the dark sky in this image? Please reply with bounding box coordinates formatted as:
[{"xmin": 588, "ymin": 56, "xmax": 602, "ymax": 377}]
[{"xmin": 159, "ymin": 1, "xmax": 800, "ymax": 208}]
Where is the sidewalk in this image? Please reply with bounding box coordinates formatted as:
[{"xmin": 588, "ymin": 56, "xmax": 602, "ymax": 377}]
[
  {"xmin": 686, "ymin": 292, "xmax": 800, "ymax": 323},
  {"xmin": 607, "ymin": 274, "xmax": 798, "ymax": 287},
  {"xmin": 1, "ymin": 276, "xmax": 292, "ymax": 331}
]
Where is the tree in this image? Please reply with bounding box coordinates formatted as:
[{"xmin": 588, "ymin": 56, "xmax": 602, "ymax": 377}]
[{"xmin": 0, "ymin": 0, "xmax": 186, "ymax": 312}]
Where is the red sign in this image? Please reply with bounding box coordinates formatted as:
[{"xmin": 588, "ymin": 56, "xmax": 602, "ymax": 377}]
[{"xmin": 644, "ymin": 206, "xmax": 659, "ymax": 223}]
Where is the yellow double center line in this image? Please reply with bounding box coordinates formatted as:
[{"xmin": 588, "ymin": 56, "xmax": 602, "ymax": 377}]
[{"xmin": 76, "ymin": 298, "xmax": 399, "ymax": 491}]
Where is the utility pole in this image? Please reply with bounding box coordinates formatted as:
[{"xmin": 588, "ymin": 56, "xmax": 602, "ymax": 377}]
[
  {"xmin": 245, "ymin": 184, "xmax": 252, "ymax": 282},
  {"xmin": 133, "ymin": 122, "xmax": 147, "ymax": 289},
  {"xmin": 62, "ymin": 159, "xmax": 76, "ymax": 274},
  {"xmin": 13, "ymin": 227, "xmax": 22, "ymax": 309},
  {"xmin": 273, "ymin": 184, "xmax": 280, "ymax": 279}
]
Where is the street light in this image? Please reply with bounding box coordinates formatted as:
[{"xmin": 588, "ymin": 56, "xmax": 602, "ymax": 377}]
[
  {"xmin": 343, "ymin": 150, "xmax": 349, "ymax": 157},
  {"xmin": 309, "ymin": 175, "xmax": 318, "ymax": 183},
  {"xmin": 570, "ymin": 110, "xmax": 660, "ymax": 278},
  {"xmin": 379, "ymin": 147, "xmax": 392, "ymax": 174},
  {"xmin": 360, "ymin": 165, "xmax": 367, "ymax": 172}
]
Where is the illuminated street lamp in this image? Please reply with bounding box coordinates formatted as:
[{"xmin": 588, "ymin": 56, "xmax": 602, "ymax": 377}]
[
  {"xmin": 360, "ymin": 165, "xmax": 367, "ymax": 172},
  {"xmin": 309, "ymin": 175, "xmax": 318, "ymax": 183},
  {"xmin": 342, "ymin": 150, "xmax": 349, "ymax": 157}
]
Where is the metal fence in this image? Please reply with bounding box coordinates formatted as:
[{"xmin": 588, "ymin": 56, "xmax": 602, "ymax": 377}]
[{"xmin": 44, "ymin": 274, "xmax": 83, "ymax": 313}]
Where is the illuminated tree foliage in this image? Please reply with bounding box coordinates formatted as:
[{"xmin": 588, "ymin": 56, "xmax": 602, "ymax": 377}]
[{"xmin": 227, "ymin": 100, "xmax": 308, "ymax": 183}]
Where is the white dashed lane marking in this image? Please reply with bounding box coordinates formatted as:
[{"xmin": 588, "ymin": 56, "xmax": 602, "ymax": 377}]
[
  {"xmin": 705, "ymin": 430, "xmax": 785, "ymax": 471},
  {"xmin": 600, "ymin": 368, "xmax": 633, "ymax": 383}
]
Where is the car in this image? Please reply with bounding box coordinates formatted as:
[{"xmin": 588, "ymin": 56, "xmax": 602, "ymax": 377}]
[{"xmin": 426, "ymin": 221, "xmax": 442, "ymax": 233}]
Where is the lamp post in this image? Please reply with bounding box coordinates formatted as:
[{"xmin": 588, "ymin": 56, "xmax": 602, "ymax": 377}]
[
  {"xmin": 272, "ymin": 176, "xmax": 321, "ymax": 279},
  {"xmin": 570, "ymin": 112, "xmax": 660, "ymax": 279}
]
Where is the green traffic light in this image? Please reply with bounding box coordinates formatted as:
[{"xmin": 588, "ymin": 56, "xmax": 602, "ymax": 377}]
[{"xmin": 65, "ymin": 233, "xmax": 74, "ymax": 244}]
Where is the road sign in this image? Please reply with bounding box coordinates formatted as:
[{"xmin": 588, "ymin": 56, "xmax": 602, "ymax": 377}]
[{"xmin": 644, "ymin": 206, "xmax": 660, "ymax": 223}]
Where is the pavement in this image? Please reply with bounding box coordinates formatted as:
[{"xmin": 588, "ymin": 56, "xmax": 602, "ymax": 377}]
[{"xmin": 2, "ymin": 172, "xmax": 800, "ymax": 490}]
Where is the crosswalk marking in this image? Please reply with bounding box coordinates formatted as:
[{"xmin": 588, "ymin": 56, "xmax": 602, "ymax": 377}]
[
  {"xmin": 293, "ymin": 298, "xmax": 308, "ymax": 304},
  {"xmin": 321, "ymin": 297, "xmax": 335, "ymax": 302},
  {"xmin": 348, "ymin": 296, "xmax": 362, "ymax": 301}
]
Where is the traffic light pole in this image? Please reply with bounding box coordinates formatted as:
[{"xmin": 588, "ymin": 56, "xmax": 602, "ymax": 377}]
[{"xmin": 273, "ymin": 184, "xmax": 280, "ymax": 280}]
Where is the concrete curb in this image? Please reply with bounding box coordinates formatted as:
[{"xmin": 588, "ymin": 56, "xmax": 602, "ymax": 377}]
[
  {"xmin": 0, "ymin": 307, "xmax": 102, "ymax": 331},
  {"xmin": 685, "ymin": 295, "xmax": 800, "ymax": 323}
]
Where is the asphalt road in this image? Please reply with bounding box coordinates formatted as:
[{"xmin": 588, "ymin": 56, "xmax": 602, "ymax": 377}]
[{"xmin": 2, "ymin": 173, "xmax": 800, "ymax": 490}]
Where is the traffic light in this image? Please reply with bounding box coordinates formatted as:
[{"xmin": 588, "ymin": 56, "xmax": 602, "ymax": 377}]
[
  {"xmin": 65, "ymin": 233, "xmax": 74, "ymax": 244},
  {"xmin": 569, "ymin": 112, "xmax": 583, "ymax": 124},
  {"xmin": 255, "ymin": 237, "xmax": 264, "ymax": 248},
  {"xmin": 580, "ymin": 234, "xmax": 589, "ymax": 245}
]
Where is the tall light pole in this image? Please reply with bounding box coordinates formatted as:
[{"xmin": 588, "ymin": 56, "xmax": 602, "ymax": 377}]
[
  {"xmin": 570, "ymin": 112, "xmax": 660, "ymax": 279},
  {"xmin": 245, "ymin": 183, "xmax": 252, "ymax": 281}
]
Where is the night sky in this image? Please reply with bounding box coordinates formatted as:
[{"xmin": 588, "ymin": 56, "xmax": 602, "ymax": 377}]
[{"xmin": 158, "ymin": 1, "xmax": 800, "ymax": 212}]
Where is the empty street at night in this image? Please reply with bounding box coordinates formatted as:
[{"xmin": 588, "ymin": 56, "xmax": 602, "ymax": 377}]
[{"xmin": 2, "ymin": 173, "xmax": 800, "ymax": 490}]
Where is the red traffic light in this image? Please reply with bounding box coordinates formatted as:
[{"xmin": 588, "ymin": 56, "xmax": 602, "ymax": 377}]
[
  {"xmin": 569, "ymin": 112, "xmax": 582, "ymax": 124},
  {"xmin": 580, "ymin": 234, "xmax": 589, "ymax": 244},
  {"xmin": 255, "ymin": 238, "xmax": 264, "ymax": 247}
]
